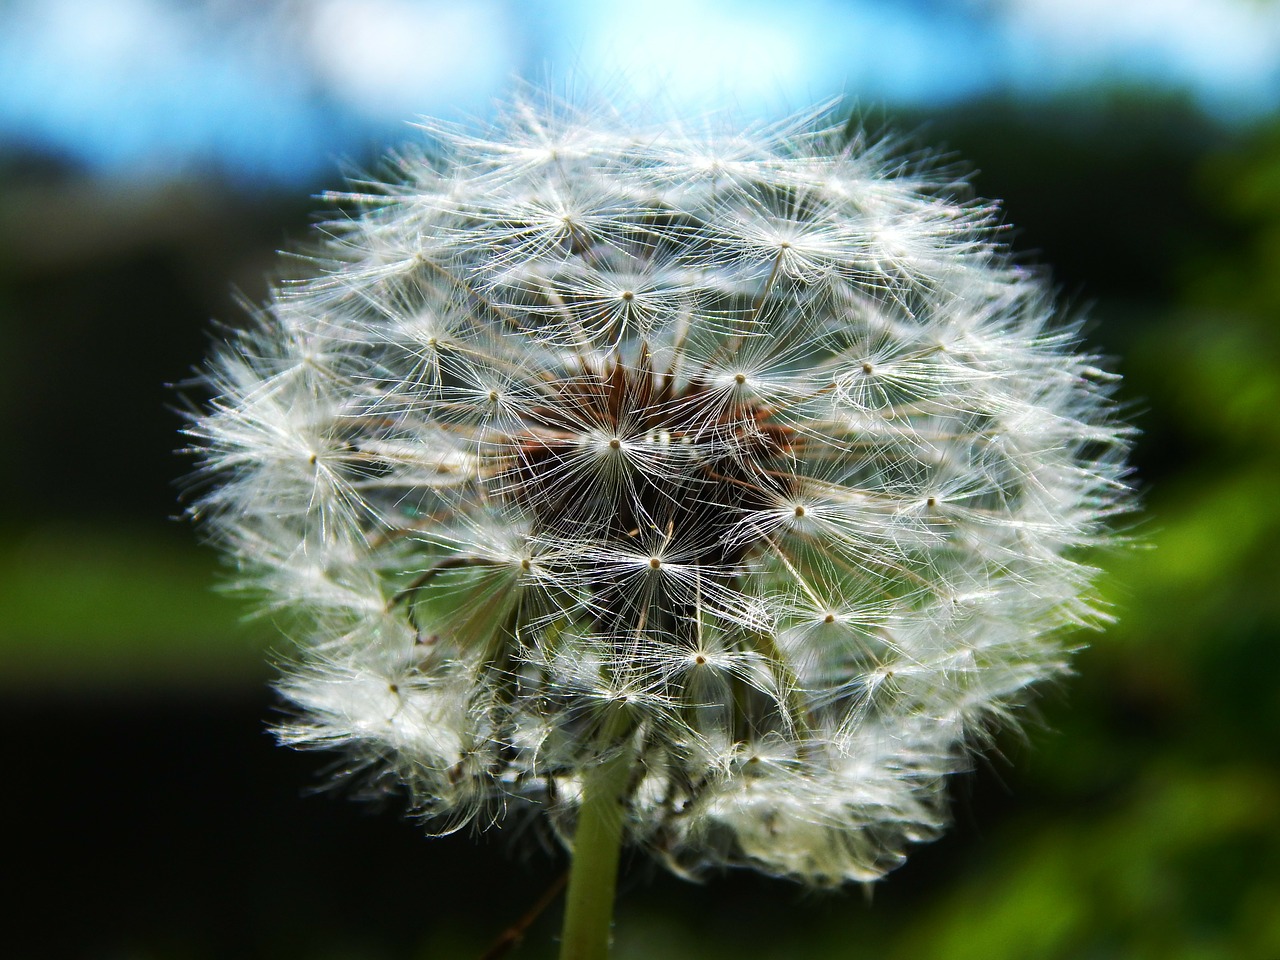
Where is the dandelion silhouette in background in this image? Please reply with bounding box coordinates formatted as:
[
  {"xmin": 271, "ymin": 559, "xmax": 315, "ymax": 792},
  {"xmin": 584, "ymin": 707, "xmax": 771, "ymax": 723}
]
[{"xmin": 187, "ymin": 93, "xmax": 1131, "ymax": 959}]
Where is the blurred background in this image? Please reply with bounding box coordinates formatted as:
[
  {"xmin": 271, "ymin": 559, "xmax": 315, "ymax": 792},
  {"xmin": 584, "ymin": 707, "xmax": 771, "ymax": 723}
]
[{"xmin": 2, "ymin": 1, "xmax": 1279, "ymax": 957}]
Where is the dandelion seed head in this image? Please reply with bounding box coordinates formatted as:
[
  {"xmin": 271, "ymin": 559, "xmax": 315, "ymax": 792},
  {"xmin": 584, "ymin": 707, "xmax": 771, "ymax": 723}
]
[{"xmin": 187, "ymin": 91, "xmax": 1131, "ymax": 886}]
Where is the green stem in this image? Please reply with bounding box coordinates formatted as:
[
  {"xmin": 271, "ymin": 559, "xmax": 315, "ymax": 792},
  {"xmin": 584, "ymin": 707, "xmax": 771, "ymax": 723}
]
[{"xmin": 558, "ymin": 748, "xmax": 633, "ymax": 960}]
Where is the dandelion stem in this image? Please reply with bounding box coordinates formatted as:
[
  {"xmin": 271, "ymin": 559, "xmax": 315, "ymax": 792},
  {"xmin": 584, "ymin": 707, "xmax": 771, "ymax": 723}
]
[{"xmin": 558, "ymin": 746, "xmax": 633, "ymax": 960}]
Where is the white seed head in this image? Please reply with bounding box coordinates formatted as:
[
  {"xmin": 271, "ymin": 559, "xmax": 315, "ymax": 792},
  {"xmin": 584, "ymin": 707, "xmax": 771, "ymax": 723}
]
[{"xmin": 187, "ymin": 93, "xmax": 1131, "ymax": 886}]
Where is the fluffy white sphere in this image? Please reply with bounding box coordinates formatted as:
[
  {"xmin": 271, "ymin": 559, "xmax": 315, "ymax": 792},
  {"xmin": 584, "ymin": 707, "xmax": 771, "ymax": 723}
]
[{"xmin": 189, "ymin": 95, "xmax": 1130, "ymax": 885}]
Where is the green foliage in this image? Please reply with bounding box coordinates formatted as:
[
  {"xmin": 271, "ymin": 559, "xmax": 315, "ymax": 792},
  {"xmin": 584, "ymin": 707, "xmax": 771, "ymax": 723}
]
[
  {"xmin": 4, "ymin": 95, "xmax": 1278, "ymax": 959},
  {"xmin": 879, "ymin": 114, "xmax": 1280, "ymax": 960},
  {"xmin": 0, "ymin": 525, "xmax": 271, "ymax": 687}
]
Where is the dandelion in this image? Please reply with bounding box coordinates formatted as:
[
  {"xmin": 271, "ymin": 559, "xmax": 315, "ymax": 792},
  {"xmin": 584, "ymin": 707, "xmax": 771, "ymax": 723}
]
[{"xmin": 187, "ymin": 93, "xmax": 1131, "ymax": 958}]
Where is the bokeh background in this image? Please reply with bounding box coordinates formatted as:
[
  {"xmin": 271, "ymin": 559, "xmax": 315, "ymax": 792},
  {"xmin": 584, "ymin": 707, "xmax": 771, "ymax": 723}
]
[{"xmin": 3, "ymin": 1, "xmax": 1279, "ymax": 957}]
